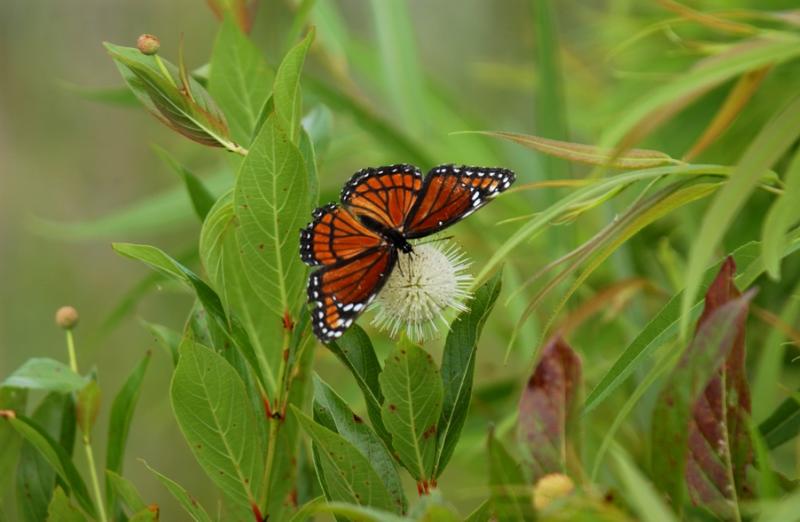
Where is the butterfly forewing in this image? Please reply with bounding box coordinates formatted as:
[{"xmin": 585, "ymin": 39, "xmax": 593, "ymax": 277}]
[
  {"xmin": 341, "ymin": 164, "xmax": 423, "ymax": 230},
  {"xmin": 307, "ymin": 247, "xmax": 397, "ymax": 341},
  {"xmin": 300, "ymin": 204, "xmax": 384, "ymax": 266},
  {"xmin": 404, "ymin": 164, "xmax": 515, "ymax": 238}
]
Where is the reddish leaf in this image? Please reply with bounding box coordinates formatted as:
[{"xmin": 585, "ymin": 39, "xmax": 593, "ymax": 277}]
[
  {"xmin": 518, "ymin": 336, "xmax": 582, "ymax": 481},
  {"xmin": 687, "ymin": 257, "xmax": 754, "ymax": 511}
]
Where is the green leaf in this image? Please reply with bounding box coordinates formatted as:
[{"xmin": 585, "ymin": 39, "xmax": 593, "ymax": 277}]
[
  {"xmin": 434, "ymin": 271, "xmax": 503, "ymax": 477},
  {"xmin": 611, "ymin": 448, "xmax": 678, "ymax": 522},
  {"xmin": 487, "ymin": 429, "xmax": 534, "ymax": 521},
  {"xmin": 477, "ymin": 131, "xmax": 677, "ymax": 169},
  {"xmin": 140, "ymin": 320, "xmax": 180, "ymax": 366},
  {"xmin": 311, "ymin": 501, "xmax": 409, "ymax": 522},
  {"xmin": 292, "ymin": 406, "xmax": 397, "ymax": 512},
  {"xmin": 463, "ymin": 499, "xmax": 492, "ymax": 522},
  {"xmin": 312, "ymin": 375, "xmax": 406, "ymax": 513},
  {"xmin": 46, "ymin": 487, "xmax": 86, "ymax": 522},
  {"xmin": 75, "ymin": 380, "xmax": 100, "ymax": 438},
  {"xmin": 759, "ymin": 391, "xmax": 800, "ymax": 449},
  {"xmin": 16, "ymin": 393, "xmax": 73, "ymax": 522},
  {"xmin": 762, "ymin": 144, "xmax": 800, "ymax": 279},
  {"xmin": 379, "ymin": 343, "xmax": 443, "ymax": 482},
  {"xmin": 287, "ymin": 496, "xmax": 325, "ymax": 522},
  {"xmin": 651, "ymin": 290, "xmax": 753, "ymax": 512},
  {"xmin": 234, "ymin": 114, "xmax": 310, "ymax": 323},
  {"xmin": 141, "ymin": 460, "xmax": 213, "ymax": 522},
  {"xmin": 327, "ymin": 325, "xmax": 391, "ymax": 448},
  {"xmin": 129, "ymin": 507, "xmax": 158, "ymax": 521},
  {"xmin": 104, "ymin": 43, "xmax": 239, "ymax": 151},
  {"xmin": 170, "ymin": 341, "xmax": 263, "ymax": 510},
  {"xmin": 152, "ymin": 146, "xmax": 216, "ymax": 221},
  {"xmin": 105, "ymin": 470, "xmax": 147, "ymax": 513},
  {"xmin": 106, "ymin": 352, "xmax": 150, "ymax": 514},
  {"xmin": 518, "ymin": 336, "xmax": 582, "ymax": 481},
  {"xmin": 3, "ymin": 358, "xmax": 86, "ymax": 394},
  {"xmin": 273, "ymin": 28, "xmax": 315, "ymax": 142},
  {"xmin": 209, "ymin": 15, "xmax": 273, "ymax": 145},
  {"xmin": 0, "ymin": 388, "xmax": 27, "ymax": 496},
  {"xmin": 8, "ymin": 416, "xmax": 95, "ymax": 517},
  {"xmin": 682, "ymin": 94, "xmax": 800, "ymax": 337}
]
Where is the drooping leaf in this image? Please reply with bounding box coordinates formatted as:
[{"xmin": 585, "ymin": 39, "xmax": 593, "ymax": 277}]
[
  {"xmin": 170, "ymin": 341, "xmax": 263, "ymax": 511},
  {"xmin": 518, "ymin": 336, "xmax": 582, "ymax": 482},
  {"xmin": 209, "ymin": 15, "xmax": 273, "ymax": 145},
  {"xmin": 312, "ymin": 376, "xmax": 406, "ymax": 513},
  {"xmin": 379, "ymin": 343, "xmax": 443, "ymax": 482},
  {"xmin": 106, "ymin": 470, "xmax": 147, "ymax": 513},
  {"xmin": 273, "ymin": 28, "xmax": 315, "ymax": 142},
  {"xmin": 141, "ymin": 460, "xmax": 213, "ymax": 522},
  {"xmin": 152, "ymin": 146, "xmax": 216, "ymax": 221},
  {"xmin": 104, "ymin": 43, "xmax": 240, "ymax": 152},
  {"xmin": 477, "ymin": 131, "xmax": 677, "ymax": 169},
  {"xmin": 75, "ymin": 380, "xmax": 100, "ymax": 439},
  {"xmin": 16, "ymin": 393, "xmax": 73, "ymax": 522},
  {"xmin": 233, "ymin": 114, "xmax": 310, "ymax": 330},
  {"xmin": 681, "ymin": 94, "xmax": 800, "ymax": 337},
  {"xmin": 3, "ymin": 358, "xmax": 86, "ymax": 394},
  {"xmin": 45, "ymin": 487, "xmax": 85, "ymax": 522},
  {"xmin": 326, "ymin": 325, "xmax": 391, "ymax": 448},
  {"xmin": 759, "ymin": 391, "xmax": 800, "ymax": 450},
  {"xmin": 651, "ymin": 287, "xmax": 753, "ymax": 515},
  {"xmin": 434, "ymin": 271, "xmax": 503, "ymax": 478},
  {"xmin": 762, "ymin": 144, "xmax": 800, "ymax": 279},
  {"xmin": 293, "ymin": 406, "xmax": 397, "ymax": 512},
  {"xmin": 8, "ymin": 416, "xmax": 95, "ymax": 517},
  {"xmin": 140, "ymin": 320, "xmax": 180, "ymax": 366},
  {"xmin": 487, "ymin": 429, "xmax": 534, "ymax": 521},
  {"xmin": 106, "ymin": 352, "xmax": 150, "ymax": 515}
]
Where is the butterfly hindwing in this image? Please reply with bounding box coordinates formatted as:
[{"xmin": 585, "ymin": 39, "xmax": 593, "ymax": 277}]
[
  {"xmin": 404, "ymin": 164, "xmax": 515, "ymax": 238},
  {"xmin": 307, "ymin": 246, "xmax": 397, "ymax": 341},
  {"xmin": 341, "ymin": 164, "xmax": 424, "ymax": 230},
  {"xmin": 300, "ymin": 203, "xmax": 384, "ymax": 266}
]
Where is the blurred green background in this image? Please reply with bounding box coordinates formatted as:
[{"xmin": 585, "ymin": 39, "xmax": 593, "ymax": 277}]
[{"xmin": 3, "ymin": 0, "xmax": 800, "ymax": 518}]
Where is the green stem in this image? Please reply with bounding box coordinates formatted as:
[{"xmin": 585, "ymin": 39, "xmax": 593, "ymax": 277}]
[{"xmin": 64, "ymin": 330, "xmax": 108, "ymax": 522}]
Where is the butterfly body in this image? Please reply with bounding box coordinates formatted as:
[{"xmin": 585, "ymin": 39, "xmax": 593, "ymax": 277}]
[{"xmin": 300, "ymin": 164, "xmax": 515, "ymax": 342}]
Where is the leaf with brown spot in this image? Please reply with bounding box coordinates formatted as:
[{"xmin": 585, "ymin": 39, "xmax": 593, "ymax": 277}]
[{"xmin": 517, "ymin": 336, "xmax": 582, "ymax": 481}]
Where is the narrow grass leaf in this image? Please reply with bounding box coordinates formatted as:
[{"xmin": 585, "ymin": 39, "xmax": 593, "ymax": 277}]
[
  {"xmin": 292, "ymin": 406, "xmax": 397, "ymax": 512},
  {"xmin": 105, "ymin": 470, "xmax": 147, "ymax": 513},
  {"xmin": 327, "ymin": 325, "xmax": 391, "ymax": 448},
  {"xmin": 105, "ymin": 352, "xmax": 150, "ymax": 513},
  {"xmin": 152, "ymin": 146, "xmax": 216, "ymax": 221},
  {"xmin": 681, "ymin": 94, "xmax": 800, "ymax": 337},
  {"xmin": 8, "ymin": 416, "xmax": 95, "ymax": 517},
  {"xmin": 312, "ymin": 376, "xmax": 406, "ymax": 514},
  {"xmin": 3, "ymin": 359, "xmax": 86, "ymax": 394},
  {"xmin": 612, "ymin": 448, "xmax": 678, "ymax": 522},
  {"xmin": 45, "ymin": 487, "xmax": 85, "ymax": 522},
  {"xmin": 379, "ymin": 343, "xmax": 443, "ymax": 482},
  {"xmin": 518, "ymin": 336, "xmax": 582, "ymax": 481},
  {"xmin": 273, "ymin": 28, "xmax": 315, "ymax": 143},
  {"xmin": 170, "ymin": 342, "xmax": 263, "ymax": 510},
  {"xmin": 434, "ymin": 271, "xmax": 503, "ymax": 478},
  {"xmin": 759, "ymin": 391, "xmax": 800, "ymax": 449},
  {"xmin": 209, "ymin": 15, "xmax": 273, "ymax": 144},
  {"xmin": 487, "ymin": 429, "xmax": 534, "ymax": 521},
  {"xmin": 141, "ymin": 460, "xmax": 213, "ymax": 522},
  {"xmin": 762, "ymin": 145, "xmax": 800, "ymax": 279}
]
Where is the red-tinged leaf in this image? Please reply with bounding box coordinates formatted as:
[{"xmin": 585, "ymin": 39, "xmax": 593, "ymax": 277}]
[
  {"xmin": 686, "ymin": 257, "xmax": 754, "ymax": 510},
  {"xmin": 651, "ymin": 259, "xmax": 754, "ymax": 518},
  {"xmin": 518, "ymin": 336, "xmax": 582, "ymax": 481}
]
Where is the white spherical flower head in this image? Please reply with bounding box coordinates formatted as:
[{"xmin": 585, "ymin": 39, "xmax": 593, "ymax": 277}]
[{"xmin": 372, "ymin": 242, "xmax": 472, "ymax": 342}]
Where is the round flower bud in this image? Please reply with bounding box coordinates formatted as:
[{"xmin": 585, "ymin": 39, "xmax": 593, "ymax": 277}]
[
  {"xmin": 137, "ymin": 34, "xmax": 160, "ymax": 55},
  {"xmin": 55, "ymin": 306, "xmax": 79, "ymax": 330},
  {"xmin": 533, "ymin": 473, "xmax": 574, "ymax": 510}
]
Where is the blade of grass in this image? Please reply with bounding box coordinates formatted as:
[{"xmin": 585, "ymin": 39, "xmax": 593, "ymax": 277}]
[{"xmin": 762, "ymin": 145, "xmax": 800, "ymax": 279}]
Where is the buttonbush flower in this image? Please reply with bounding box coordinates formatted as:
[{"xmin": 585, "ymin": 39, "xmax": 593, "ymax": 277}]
[{"xmin": 371, "ymin": 242, "xmax": 472, "ymax": 342}]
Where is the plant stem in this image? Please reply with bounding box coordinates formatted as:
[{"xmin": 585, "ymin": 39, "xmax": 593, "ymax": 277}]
[{"xmin": 65, "ymin": 330, "xmax": 109, "ymax": 522}]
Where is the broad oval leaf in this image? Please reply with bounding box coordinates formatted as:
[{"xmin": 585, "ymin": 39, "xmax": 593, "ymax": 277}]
[
  {"xmin": 379, "ymin": 343, "xmax": 443, "ymax": 482},
  {"xmin": 312, "ymin": 375, "xmax": 406, "ymax": 514},
  {"xmin": 3, "ymin": 358, "xmax": 86, "ymax": 394},
  {"xmin": 476, "ymin": 131, "xmax": 677, "ymax": 169},
  {"xmin": 292, "ymin": 406, "xmax": 397, "ymax": 512},
  {"xmin": 170, "ymin": 341, "xmax": 263, "ymax": 510},
  {"xmin": 434, "ymin": 270, "xmax": 502, "ymax": 478}
]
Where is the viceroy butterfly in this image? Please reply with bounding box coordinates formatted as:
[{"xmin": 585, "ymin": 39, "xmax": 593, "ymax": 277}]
[{"xmin": 300, "ymin": 163, "xmax": 515, "ymax": 342}]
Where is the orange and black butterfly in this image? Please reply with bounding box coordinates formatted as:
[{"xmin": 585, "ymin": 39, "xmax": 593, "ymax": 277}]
[{"xmin": 300, "ymin": 164, "xmax": 515, "ymax": 342}]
